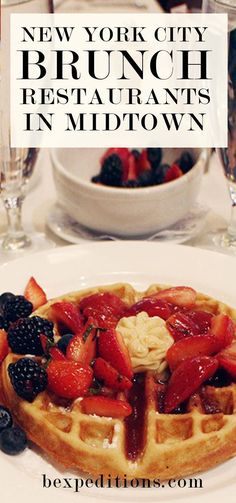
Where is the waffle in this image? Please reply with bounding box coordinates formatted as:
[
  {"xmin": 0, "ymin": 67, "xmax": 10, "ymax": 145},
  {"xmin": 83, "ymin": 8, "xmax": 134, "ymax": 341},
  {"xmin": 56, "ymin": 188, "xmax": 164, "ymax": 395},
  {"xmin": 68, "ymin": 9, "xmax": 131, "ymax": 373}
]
[{"xmin": 1, "ymin": 282, "xmax": 236, "ymax": 480}]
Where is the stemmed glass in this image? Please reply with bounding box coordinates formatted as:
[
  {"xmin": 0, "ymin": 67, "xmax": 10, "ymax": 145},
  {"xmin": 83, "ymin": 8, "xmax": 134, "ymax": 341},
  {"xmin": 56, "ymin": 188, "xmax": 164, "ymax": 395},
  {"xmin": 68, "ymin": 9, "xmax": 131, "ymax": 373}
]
[
  {"xmin": 203, "ymin": 0, "xmax": 236, "ymax": 251},
  {"xmin": 0, "ymin": 0, "xmax": 54, "ymax": 256},
  {"xmin": 0, "ymin": 117, "xmax": 39, "ymax": 251}
]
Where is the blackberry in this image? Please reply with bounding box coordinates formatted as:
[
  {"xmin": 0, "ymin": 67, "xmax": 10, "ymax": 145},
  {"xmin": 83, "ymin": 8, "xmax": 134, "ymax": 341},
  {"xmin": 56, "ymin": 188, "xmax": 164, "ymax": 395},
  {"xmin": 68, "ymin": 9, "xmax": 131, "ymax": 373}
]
[
  {"xmin": 0, "ymin": 292, "xmax": 15, "ymax": 312},
  {"xmin": 138, "ymin": 171, "xmax": 154, "ymax": 187},
  {"xmin": 8, "ymin": 357, "xmax": 48, "ymax": 402},
  {"xmin": 3, "ymin": 295, "xmax": 33, "ymax": 324},
  {"xmin": 57, "ymin": 333, "xmax": 74, "ymax": 354},
  {"xmin": 0, "ymin": 406, "xmax": 13, "ymax": 433},
  {"xmin": 179, "ymin": 152, "xmax": 194, "ymax": 174},
  {"xmin": 122, "ymin": 180, "xmax": 140, "ymax": 188},
  {"xmin": 0, "ymin": 316, "xmax": 8, "ymax": 331},
  {"xmin": 100, "ymin": 154, "xmax": 123, "ymax": 187},
  {"xmin": 0, "ymin": 426, "xmax": 27, "ymax": 454},
  {"xmin": 147, "ymin": 148, "xmax": 162, "ymax": 169},
  {"xmin": 91, "ymin": 175, "xmax": 101, "ymax": 184},
  {"xmin": 205, "ymin": 368, "xmax": 232, "ymax": 388},
  {"xmin": 131, "ymin": 149, "xmax": 140, "ymax": 160},
  {"xmin": 7, "ymin": 316, "xmax": 54, "ymax": 356}
]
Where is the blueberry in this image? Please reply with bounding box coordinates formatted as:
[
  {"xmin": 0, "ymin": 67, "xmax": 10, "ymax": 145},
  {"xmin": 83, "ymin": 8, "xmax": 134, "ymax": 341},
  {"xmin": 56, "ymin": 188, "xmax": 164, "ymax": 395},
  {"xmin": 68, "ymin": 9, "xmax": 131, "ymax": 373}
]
[
  {"xmin": 131, "ymin": 149, "xmax": 140, "ymax": 160},
  {"xmin": 0, "ymin": 293, "xmax": 15, "ymax": 313},
  {"xmin": 138, "ymin": 171, "xmax": 154, "ymax": 187},
  {"xmin": 91, "ymin": 175, "xmax": 101, "ymax": 184},
  {"xmin": 57, "ymin": 334, "xmax": 74, "ymax": 354},
  {"xmin": 179, "ymin": 152, "xmax": 194, "ymax": 174},
  {"xmin": 0, "ymin": 426, "xmax": 27, "ymax": 455},
  {"xmin": 153, "ymin": 164, "xmax": 170, "ymax": 185},
  {"xmin": 0, "ymin": 406, "xmax": 13, "ymax": 433},
  {"xmin": 147, "ymin": 148, "xmax": 162, "ymax": 169}
]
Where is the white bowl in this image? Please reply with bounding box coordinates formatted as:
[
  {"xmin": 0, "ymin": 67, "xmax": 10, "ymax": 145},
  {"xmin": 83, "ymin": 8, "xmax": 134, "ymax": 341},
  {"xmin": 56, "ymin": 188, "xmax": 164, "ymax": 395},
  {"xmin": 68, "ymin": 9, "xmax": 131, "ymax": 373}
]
[{"xmin": 51, "ymin": 148, "xmax": 206, "ymax": 237}]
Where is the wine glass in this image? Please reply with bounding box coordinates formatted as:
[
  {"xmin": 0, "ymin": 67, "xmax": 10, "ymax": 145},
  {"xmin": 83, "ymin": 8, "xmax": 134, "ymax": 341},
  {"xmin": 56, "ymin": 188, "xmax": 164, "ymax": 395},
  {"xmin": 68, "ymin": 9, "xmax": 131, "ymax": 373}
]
[{"xmin": 203, "ymin": 0, "xmax": 236, "ymax": 251}]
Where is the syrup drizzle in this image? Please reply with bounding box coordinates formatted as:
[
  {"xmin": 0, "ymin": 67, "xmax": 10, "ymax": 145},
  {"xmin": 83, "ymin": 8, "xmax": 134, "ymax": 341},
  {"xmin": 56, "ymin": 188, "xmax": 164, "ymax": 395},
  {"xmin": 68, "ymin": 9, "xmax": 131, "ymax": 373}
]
[{"xmin": 125, "ymin": 373, "xmax": 146, "ymax": 461}]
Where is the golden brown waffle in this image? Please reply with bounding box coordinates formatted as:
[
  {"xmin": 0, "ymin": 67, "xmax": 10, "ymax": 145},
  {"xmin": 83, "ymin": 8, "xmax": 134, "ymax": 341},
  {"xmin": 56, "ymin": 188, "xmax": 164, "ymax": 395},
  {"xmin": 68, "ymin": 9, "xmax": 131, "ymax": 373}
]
[{"xmin": 1, "ymin": 283, "xmax": 236, "ymax": 479}]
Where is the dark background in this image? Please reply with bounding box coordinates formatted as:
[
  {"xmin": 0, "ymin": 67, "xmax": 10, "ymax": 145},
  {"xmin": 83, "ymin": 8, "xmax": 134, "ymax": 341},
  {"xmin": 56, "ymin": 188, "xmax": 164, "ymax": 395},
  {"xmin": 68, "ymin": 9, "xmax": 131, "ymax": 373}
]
[{"xmin": 158, "ymin": 0, "xmax": 203, "ymax": 11}]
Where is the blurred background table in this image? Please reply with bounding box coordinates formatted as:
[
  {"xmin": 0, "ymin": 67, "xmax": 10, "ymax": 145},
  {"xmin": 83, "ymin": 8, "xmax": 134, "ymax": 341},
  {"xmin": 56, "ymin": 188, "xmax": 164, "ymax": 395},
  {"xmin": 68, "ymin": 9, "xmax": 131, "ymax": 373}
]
[
  {"xmin": 0, "ymin": 0, "xmax": 228, "ymax": 262},
  {"xmin": 0, "ymin": 149, "xmax": 230, "ymax": 256},
  {"xmin": 54, "ymin": 0, "xmax": 164, "ymax": 13}
]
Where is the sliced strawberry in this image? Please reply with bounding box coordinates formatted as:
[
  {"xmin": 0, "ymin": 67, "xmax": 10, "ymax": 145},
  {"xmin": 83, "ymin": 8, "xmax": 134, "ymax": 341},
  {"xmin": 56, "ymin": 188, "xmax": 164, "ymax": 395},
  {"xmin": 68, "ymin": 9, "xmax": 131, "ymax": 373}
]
[
  {"xmin": 185, "ymin": 310, "xmax": 213, "ymax": 334},
  {"xmin": 155, "ymin": 286, "xmax": 196, "ymax": 307},
  {"xmin": 164, "ymin": 163, "xmax": 183, "ymax": 183},
  {"xmin": 49, "ymin": 347, "xmax": 67, "ymax": 361},
  {"xmin": 98, "ymin": 328, "xmax": 133, "ymax": 379},
  {"xmin": 164, "ymin": 356, "xmax": 219, "ymax": 413},
  {"xmin": 80, "ymin": 292, "xmax": 126, "ymax": 328},
  {"xmin": 66, "ymin": 323, "xmax": 97, "ymax": 366},
  {"xmin": 81, "ymin": 396, "xmax": 132, "ymax": 418},
  {"xmin": 39, "ymin": 334, "xmax": 66, "ymax": 361},
  {"xmin": 40, "ymin": 334, "xmax": 49, "ymax": 353},
  {"xmin": 94, "ymin": 357, "xmax": 132, "ymax": 391},
  {"xmin": 24, "ymin": 276, "xmax": 47, "ymax": 310},
  {"xmin": 210, "ymin": 314, "xmax": 235, "ymax": 351},
  {"xmin": 47, "ymin": 360, "xmax": 93, "ymax": 399},
  {"xmin": 123, "ymin": 153, "xmax": 137, "ymax": 182},
  {"xmin": 0, "ymin": 330, "xmax": 9, "ymax": 363},
  {"xmin": 124, "ymin": 297, "xmax": 174, "ymax": 320},
  {"xmin": 137, "ymin": 149, "xmax": 151, "ymax": 175},
  {"xmin": 166, "ymin": 312, "xmax": 200, "ymax": 341},
  {"xmin": 50, "ymin": 301, "xmax": 84, "ymax": 334},
  {"xmin": 218, "ymin": 342, "xmax": 236, "ymax": 379},
  {"xmin": 166, "ymin": 335, "xmax": 219, "ymax": 371}
]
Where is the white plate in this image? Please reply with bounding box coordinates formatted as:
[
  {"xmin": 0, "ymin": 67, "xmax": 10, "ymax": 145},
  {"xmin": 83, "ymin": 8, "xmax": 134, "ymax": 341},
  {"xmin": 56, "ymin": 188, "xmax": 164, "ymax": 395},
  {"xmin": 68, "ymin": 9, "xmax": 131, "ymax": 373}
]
[
  {"xmin": 46, "ymin": 203, "xmax": 209, "ymax": 245},
  {"xmin": 0, "ymin": 242, "xmax": 236, "ymax": 503}
]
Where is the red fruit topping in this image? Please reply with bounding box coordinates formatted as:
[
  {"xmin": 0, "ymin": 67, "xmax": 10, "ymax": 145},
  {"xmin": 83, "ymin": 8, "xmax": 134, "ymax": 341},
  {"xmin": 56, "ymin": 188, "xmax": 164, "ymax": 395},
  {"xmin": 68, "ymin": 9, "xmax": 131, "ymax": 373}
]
[
  {"xmin": 81, "ymin": 396, "xmax": 132, "ymax": 418},
  {"xmin": 94, "ymin": 357, "xmax": 132, "ymax": 391},
  {"xmin": 164, "ymin": 163, "xmax": 183, "ymax": 183},
  {"xmin": 164, "ymin": 356, "xmax": 219, "ymax": 413},
  {"xmin": 123, "ymin": 153, "xmax": 137, "ymax": 182},
  {"xmin": 166, "ymin": 312, "xmax": 200, "ymax": 341},
  {"xmin": 40, "ymin": 334, "xmax": 66, "ymax": 361},
  {"xmin": 137, "ymin": 149, "xmax": 151, "ymax": 175},
  {"xmin": 49, "ymin": 346, "xmax": 67, "ymax": 361},
  {"xmin": 24, "ymin": 276, "xmax": 47, "ymax": 310},
  {"xmin": 80, "ymin": 292, "xmax": 126, "ymax": 328},
  {"xmin": 66, "ymin": 323, "xmax": 97, "ymax": 366},
  {"xmin": 218, "ymin": 342, "xmax": 236, "ymax": 379},
  {"xmin": 124, "ymin": 297, "xmax": 174, "ymax": 320},
  {"xmin": 210, "ymin": 314, "xmax": 235, "ymax": 351},
  {"xmin": 155, "ymin": 286, "xmax": 196, "ymax": 307},
  {"xmin": 47, "ymin": 360, "xmax": 93, "ymax": 399},
  {"xmin": 50, "ymin": 301, "xmax": 84, "ymax": 334},
  {"xmin": 98, "ymin": 328, "xmax": 133, "ymax": 379},
  {"xmin": 185, "ymin": 310, "xmax": 213, "ymax": 334},
  {"xmin": 39, "ymin": 334, "xmax": 49, "ymax": 353},
  {"xmin": 166, "ymin": 335, "xmax": 219, "ymax": 371},
  {"xmin": 0, "ymin": 330, "xmax": 9, "ymax": 363}
]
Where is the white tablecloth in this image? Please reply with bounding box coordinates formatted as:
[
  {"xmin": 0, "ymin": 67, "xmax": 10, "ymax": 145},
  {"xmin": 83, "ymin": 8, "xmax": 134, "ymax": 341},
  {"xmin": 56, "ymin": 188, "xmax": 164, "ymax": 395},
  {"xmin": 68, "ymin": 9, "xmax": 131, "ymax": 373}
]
[{"xmin": 0, "ymin": 0, "xmax": 232, "ymax": 262}]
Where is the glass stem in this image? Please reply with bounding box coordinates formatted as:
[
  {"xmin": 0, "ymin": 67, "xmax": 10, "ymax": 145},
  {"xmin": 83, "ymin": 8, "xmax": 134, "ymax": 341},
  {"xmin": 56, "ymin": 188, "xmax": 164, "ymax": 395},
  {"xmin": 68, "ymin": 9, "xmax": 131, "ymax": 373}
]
[
  {"xmin": 2, "ymin": 195, "xmax": 31, "ymax": 250},
  {"xmin": 228, "ymin": 185, "xmax": 236, "ymax": 240}
]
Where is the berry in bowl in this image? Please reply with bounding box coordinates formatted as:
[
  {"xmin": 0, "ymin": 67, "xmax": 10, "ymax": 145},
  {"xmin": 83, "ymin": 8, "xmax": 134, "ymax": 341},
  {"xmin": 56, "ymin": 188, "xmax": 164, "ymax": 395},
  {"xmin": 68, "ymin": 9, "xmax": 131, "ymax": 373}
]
[
  {"xmin": 51, "ymin": 147, "xmax": 206, "ymax": 237},
  {"xmin": 92, "ymin": 148, "xmax": 194, "ymax": 188}
]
